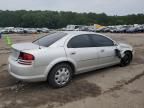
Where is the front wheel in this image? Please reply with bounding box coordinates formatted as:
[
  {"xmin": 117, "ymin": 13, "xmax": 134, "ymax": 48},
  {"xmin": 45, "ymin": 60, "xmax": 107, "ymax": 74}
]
[
  {"xmin": 48, "ymin": 63, "xmax": 72, "ymax": 88},
  {"xmin": 120, "ymin": 52, "xmax": 132, "ymax": 67}
]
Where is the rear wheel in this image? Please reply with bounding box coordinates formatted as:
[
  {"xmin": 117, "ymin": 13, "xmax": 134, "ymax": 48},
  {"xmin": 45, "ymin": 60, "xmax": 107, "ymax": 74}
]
[
  {"xmin": 48, "ymin": 63, "xmax": 72, "ymax": 88},
  {"xmin": 120, "ymin": 51, "xmax": 132, "ymax": 67}
]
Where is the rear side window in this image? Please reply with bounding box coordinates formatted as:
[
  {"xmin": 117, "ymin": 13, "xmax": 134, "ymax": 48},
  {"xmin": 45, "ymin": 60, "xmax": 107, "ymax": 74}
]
[
  {"xmin": 33, "ymin": 32, "xmax": 67, "ymax": 47},
  {"xmin": 67, "ymin": 35, "xmax": 92, "ymax": 48},
  {"xmin": 89, "ymin": 34, "xmax": 114, "ymax": 47}
]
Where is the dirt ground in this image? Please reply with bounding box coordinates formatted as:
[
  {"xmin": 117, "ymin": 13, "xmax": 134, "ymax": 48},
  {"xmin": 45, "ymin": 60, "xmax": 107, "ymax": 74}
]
[{"xmin": 0, "ymin": 33, "xmax": 144, "ymax": 108}]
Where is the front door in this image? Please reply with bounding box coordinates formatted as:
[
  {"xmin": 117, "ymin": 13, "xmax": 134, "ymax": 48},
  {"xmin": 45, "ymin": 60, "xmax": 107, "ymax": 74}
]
[{"xmin": 89, "ymin": 34, "xmax": 119, "ymax": 66}]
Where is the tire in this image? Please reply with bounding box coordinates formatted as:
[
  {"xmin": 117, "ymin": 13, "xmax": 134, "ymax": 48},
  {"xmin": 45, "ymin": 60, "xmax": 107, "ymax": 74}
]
[
  {"xmin": 48, "ymin": 63, "xmax": 73, "ymax": 88},
  {"xmin": 120, "ymin": 51, "xmax": 132, "ymax": 67}
]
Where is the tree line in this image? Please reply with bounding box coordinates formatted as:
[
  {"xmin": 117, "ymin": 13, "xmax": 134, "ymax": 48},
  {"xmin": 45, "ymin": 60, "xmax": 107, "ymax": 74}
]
[{"xmin": 0, "ymin": 10, "xmax": 144, "ymax": 29}]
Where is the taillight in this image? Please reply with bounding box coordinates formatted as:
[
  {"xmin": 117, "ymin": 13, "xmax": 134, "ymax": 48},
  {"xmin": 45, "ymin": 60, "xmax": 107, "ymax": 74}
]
[{"xmin": 18, "ymin": 52, "xmax": 35, "ymax": 65}]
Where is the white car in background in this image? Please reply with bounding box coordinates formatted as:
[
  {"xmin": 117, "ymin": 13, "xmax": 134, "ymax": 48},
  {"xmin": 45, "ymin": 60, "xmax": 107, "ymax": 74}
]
[{"xmin": 8, "ymin": 31, "xmax": 133, "ymax": 88}]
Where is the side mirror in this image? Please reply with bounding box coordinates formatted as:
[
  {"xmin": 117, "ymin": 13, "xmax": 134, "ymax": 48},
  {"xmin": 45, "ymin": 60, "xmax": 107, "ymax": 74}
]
[
  {"xmin": 113, "ymin": 41, "xmax": 118, "ymax": 46},
  {"xmin": 114, "ymin": 42, "xmax": 118, "ymax": 46}
]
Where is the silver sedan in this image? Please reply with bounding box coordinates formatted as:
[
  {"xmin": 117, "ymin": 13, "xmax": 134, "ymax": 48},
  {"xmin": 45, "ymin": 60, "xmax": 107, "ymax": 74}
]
[{"xmin": 8, "ymin": 31, "xmax": 133, "ymax": 88}]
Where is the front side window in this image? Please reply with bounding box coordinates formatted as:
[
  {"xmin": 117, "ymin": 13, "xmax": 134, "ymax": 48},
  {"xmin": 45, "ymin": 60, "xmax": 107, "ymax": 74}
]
[
  {"xmin": 89, "ymin": 34, "xmax": 114, "ymax": 47},
  {"xmin": 67, "ymin": 35, "xmax": 92, "ymax": 48}
]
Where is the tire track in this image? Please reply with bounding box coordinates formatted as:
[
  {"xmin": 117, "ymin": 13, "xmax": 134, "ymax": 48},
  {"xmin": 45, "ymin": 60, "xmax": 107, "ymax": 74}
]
[{"xmin": 104, "ymin": 70, "xmax": 144, "ymax": 94}]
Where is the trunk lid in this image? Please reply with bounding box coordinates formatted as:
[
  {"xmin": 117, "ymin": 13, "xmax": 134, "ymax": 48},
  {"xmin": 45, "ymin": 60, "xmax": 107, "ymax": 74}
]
[
  {"xmin": 11, "ymin": 42, "xmax": 43, "ymax": 60},
  {"xmin": 12, "ymin": 42, "xmax": 41, "ymax": 51}
]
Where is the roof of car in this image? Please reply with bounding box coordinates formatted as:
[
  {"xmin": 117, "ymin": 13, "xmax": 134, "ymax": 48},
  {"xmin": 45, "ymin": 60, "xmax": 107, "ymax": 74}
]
[
  {"xmin": 62, "ymin": 31, "xmax": 97, "ymax": 35},
  {"xmin": 59, "ymin": 31, "xmax": 113, "ymax": 42}
]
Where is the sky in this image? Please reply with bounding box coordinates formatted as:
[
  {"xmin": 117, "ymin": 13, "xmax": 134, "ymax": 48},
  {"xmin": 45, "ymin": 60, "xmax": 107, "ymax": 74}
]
[{"xmin": 0, "ymin": 0, "xmax": 144, "ymax": 15}]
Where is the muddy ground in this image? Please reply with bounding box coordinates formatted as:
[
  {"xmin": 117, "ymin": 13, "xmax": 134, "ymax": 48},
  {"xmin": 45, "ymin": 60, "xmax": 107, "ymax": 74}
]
[{"xmin": 0, "ymin": 33, "xmax": 144, "ymax": 108}]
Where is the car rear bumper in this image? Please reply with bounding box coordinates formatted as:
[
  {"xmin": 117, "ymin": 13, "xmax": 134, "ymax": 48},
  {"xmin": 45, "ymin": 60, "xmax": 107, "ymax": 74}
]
[
  {"xmin": 8, "ymin": 57, "xmax": 47, "ymax": 82},
  {"xmin": 9, "ymin": 69, "xmax": 46, "ymax": 82}
]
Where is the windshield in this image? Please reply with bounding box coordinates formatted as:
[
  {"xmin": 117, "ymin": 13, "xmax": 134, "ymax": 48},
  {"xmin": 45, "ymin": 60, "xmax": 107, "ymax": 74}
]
[{"xmin": 33, "ymin": 32, "xmax": 67, "ymax": 47}]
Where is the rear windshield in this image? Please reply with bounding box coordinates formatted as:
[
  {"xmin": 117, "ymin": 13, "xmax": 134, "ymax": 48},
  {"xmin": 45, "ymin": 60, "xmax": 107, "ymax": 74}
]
[{"xmin": 33, "ymin": 32, "xmax": 67, "ymax": 47}]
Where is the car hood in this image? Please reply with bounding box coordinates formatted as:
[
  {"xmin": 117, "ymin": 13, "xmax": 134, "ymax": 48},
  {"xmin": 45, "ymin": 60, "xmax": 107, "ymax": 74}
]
[
  {"xmin": 12, "ymin": 42, "xmax": 44, "ymax": 51},
  {"xmin": 118, "ymin": 42, "xmax": 133, "ymax": 49}
]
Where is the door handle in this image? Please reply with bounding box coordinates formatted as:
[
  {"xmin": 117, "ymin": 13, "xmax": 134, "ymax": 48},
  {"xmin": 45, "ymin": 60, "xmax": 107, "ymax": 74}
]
[
  {"xmin": 101, "ymin": 49, "xmax": 104, "ymax": 52},
  {"xmin": 70, "ymin": 52, "xmax": 76, "ymax": 55}
]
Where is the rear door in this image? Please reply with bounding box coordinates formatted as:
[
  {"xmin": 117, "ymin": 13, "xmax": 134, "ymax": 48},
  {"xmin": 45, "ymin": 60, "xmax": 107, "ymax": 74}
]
[
  {"xmin": 65, "ymin": 34, "xmax": 99, "ymax": 73},
  {"xmin": 89, "ymin": 34, "xmax": 119, "ymax": 66}
]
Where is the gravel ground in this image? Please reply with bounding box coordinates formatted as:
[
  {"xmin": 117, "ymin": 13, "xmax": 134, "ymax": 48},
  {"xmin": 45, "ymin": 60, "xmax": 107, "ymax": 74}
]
[{"xmin": 0, "ymin": 33, "xmax": 144, "ymax": 108}]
